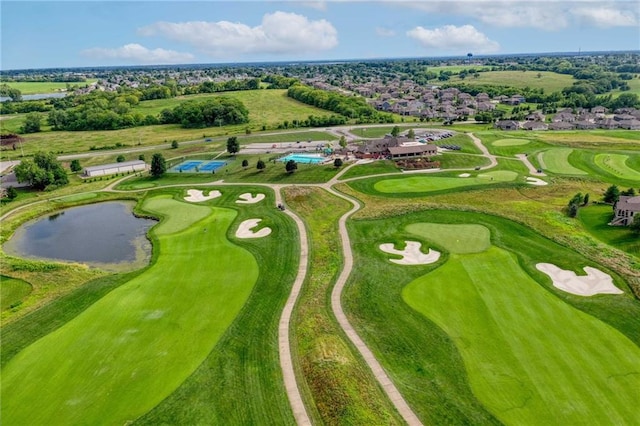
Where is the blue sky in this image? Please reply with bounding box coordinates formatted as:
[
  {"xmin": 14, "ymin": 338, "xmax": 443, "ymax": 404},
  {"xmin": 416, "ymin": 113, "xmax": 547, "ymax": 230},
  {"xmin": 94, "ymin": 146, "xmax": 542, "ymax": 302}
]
[{"xmin": 2, "ymin": 1, "xmax": 639, "ymax": 70}]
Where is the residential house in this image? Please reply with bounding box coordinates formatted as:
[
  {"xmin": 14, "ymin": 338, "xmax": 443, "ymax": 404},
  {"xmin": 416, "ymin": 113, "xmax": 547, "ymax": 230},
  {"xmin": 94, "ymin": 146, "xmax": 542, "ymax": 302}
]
[
  {"xmin": 619, "ymin": 119, "xmax": 640, "ymax": 130},
  {"xmin": 575, "ymin": 120, "xmax": 597, "ymax": 130},
  {"xmin": 494, "ymin": 120, "xmax": 520, "ymax": 130},
  {"xmin": 612, "ymin": 195, "xmax": 640, "ymax": 226},
  {"xmin": 548, "ymin": 122, "xmax": 576, "ymax": 130},
  {"xmin": 525, "ymin": 112, "xmax": 545, "ymax": 121},
  {"xmin": 522, "ymin": 121, "xmax": 548, "ymax": 131},
  {"xmin": 597, "ymin": 118, "xmax": 619, "ymax": 129},
  {"xmin": 388, "ymin": 144, "xmax": 438, "ymax": 159}
]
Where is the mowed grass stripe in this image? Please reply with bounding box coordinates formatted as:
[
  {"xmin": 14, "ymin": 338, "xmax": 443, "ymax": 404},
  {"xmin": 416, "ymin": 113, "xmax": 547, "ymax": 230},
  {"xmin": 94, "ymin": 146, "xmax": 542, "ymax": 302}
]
[
  {"xmin": 373, "ymin": 171, "xmax": 518, "ymax": 194},
  {"xmin": 541, "ymin": 148, "xmax": 587, "ymax": 175},
  {"xmin": 1, "ymin": 197, "xmax": 258, "ymax": 425},
  {"xmin": 0, "ymin": 276, "xmax": 32, "ymax": 310},
  {"xmin": 403, "ymin": 244, "xmax": 640, "ymax": 425},
  {"xmin": 594, "ymin": 153, "xmax": 640, "ymax": 182}
]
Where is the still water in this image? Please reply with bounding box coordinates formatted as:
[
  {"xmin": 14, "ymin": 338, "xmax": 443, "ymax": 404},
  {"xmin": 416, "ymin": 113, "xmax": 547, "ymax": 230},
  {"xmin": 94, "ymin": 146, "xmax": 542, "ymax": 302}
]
[{"xmin": 3, "ymin": 202, "xmax": 156, "ymax": 269}]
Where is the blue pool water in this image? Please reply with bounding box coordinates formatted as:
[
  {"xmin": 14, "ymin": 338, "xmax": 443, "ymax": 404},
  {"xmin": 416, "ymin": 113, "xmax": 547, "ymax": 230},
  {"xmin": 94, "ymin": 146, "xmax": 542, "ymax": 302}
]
[
  {"xmin": 169, "ymin": 160, "xmax": 227, "ymax": 173},
  {"xmin": 279, "ymin": 154, "xmax": 326, "ymax": 164}
]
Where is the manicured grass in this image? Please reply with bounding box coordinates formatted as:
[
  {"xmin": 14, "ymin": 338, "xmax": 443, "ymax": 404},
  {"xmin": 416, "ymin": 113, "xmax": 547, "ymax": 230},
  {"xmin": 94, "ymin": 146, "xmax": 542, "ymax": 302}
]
[
  {"xmin": 449, "ymin": 70, "xmax": 575, "ymax": 92},
  {"xmin": 52, "ymin": 192, "xmax": 98, "ymax": 203},
  {"xmin": 404, "ymin": 240, "xmax": 640, "ymax": 425},
  {"xmin": 541, "ymin": 148, "xmax": 587, "ymax": 175},
  {"xmin": 492, "ymin": 138, "xmax": 530, "ymax": 147},
  {"xmin": 285, "ymin": 187, "xmax": 402, "ymax": 424},
  {"xmin": 594, "ymin": 153, "xmax": 640, "ymax": 182},
  {"xmin": 579, "ymin": 205, "xmax": 640, "ymax": 256},
  {"xmin": 343, "ymin": 210, "xmax": 640, "ymax": 425},
  {"xmin": 405, "ymin": 223, "xmax": 490, "ymax": 253},
  {"xmin": 1, "ymin": 195, "xmax": 259, "ymax": 424},
  {"xmin": 340, "ymin": 160, "xmax": 400, "ymax": 180},
  {"xmin": 439, "ymin": 153, "xmax": 491, "ymax": 169},
  {"xmin": 0, "ymin": 276, "xmax": 32, "ymax": 310},
  {"xmin": 2, "ymin": 80, "xmax": 98, "ymax": 94},
  {"xmin": 372, "ymin": 170, "xmax": 518, "ymax": 195}
]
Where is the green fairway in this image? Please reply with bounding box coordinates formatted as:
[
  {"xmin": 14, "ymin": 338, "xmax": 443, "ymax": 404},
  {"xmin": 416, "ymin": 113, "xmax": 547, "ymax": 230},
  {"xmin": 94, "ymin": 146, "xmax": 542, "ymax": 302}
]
[
  {"xmin": 1, "ymin": 196, "xmax": 259, "ymax": 425},
  {"xmin": 373, "ymin": 170, "xmax": 518, "ymax": 194},
  {"xmin": 403, "ymin": 231, "xmax": 640, "ymax": 425},
  {"xmin": 579, "ymin": 205, "xmax": 640, "ymax": 256},
  {"xmin": 594, "ymin": 153, "xmax": 640, "ymax": 182},
  {"xmin": 492, "ymin": 138, "xmax": 530, "ymax": 147},
  {"xmin": 1, "ymin": 276, "xmax": 32, "ymax": 310},
  {"xmin": 541, "ymin": 148, "xmax": 587, "ymax": 175}
]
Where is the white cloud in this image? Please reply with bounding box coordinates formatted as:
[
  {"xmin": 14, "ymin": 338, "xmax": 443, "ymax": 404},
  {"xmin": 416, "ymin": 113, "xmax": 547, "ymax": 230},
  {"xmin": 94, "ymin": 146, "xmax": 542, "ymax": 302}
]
[
  {"xmin": 296, "ymin": 1, "xmax": 327, "ymax": 11},
  {"xmin": 388, "ymin": 1, "xmax": 640, "ymax": 30},
  {"xmin": 376, "ymin": 27, "xmax": 396, "ymax": 37},
  {"xmin": 138, "ymin": 11, "xmax": 338, "ymax": 57},
  {"xmin": 81, "ymin": 44, "xmax": 194, "ymax": 64},
  {"xmin": 572, "ymin": 7, "xmax": 638, "ymax": 27},
  {"xmin": 407, "ymin": 24, "xmax": 500, "ymax": 53}
]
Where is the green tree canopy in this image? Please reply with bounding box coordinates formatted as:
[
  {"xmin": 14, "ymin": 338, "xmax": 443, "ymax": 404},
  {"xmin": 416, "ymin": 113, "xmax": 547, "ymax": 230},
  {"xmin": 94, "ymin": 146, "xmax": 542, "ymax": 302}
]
[
  {"xmin": 285, "ymin": 159, "xmax": 297, "ymax": 174},
  {"xmin": 14, "ymin": 151, "xmax": 68, "ymax": 190},
  {"xmin": 333, "ymin": 158, "xmax": 343, "ymax": 168},
  {"xmin": 603, "ymin": 185, "xmax": 620, "ymax": 204},
  {"xmin": 70, "ymin": 159, "xmax": 82, "ymax": 172},
  {"xmin": 630, "ymin": 215, "xmax": 640, "ymax": 234},
  {"xmin": 150, "ymin": 153, "xmax": 167, "ymax": 178},
  {"xmin": 22, "ymin": 113, "xmax": 42, "ymax": 133},
  {"xmin": 256, "ymin": 159, "xmax": 266, "ymax": 171},
  {"xmin": 227, "ymin": 136, "xmax": 240, "ymax": 154}
]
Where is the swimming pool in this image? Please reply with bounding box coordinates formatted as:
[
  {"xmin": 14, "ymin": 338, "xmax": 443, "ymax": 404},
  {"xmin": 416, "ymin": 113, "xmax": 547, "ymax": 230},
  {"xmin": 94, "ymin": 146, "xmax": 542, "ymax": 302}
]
[
  {"xmin": 169, "ymin": 160, "xmax": 227, "ymax": 173},
  {"xmin": 279, "ymin": 154, "xmax": 326, "ymax": 164}
]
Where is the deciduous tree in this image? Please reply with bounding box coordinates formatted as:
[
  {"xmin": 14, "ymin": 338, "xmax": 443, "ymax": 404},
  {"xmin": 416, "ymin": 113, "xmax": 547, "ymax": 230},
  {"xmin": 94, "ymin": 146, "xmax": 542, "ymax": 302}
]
[
  {"xmin": 150, "ymin": 153, "xmax": 167, "ymax": 177},
  {"xmin": 285, "ymin": 159, "xmax": 297, "ymax": 174},
  {"xmin": 227, "ymin": 136, "xmax": 239, "ymax": 154},
  {"xmin": 70, "ymin": 159, "xmax": 82, "ymax": 172}
]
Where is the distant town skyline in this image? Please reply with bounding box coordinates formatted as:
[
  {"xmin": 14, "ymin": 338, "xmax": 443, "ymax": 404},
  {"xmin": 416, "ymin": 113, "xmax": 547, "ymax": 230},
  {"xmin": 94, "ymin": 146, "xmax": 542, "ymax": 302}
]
[{"xmin": 2, "ymin": 0, "xmax": 639, "ymax": 70}]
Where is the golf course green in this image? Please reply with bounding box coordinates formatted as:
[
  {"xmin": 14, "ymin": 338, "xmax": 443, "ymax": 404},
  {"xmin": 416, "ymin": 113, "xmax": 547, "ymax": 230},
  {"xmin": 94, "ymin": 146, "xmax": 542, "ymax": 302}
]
[
  {"xmin": 1, "ymin": 195, "xmax": 259, "ymax": 425},
  {"xmin": 403, "ymin": 223, "xmax": 640, "ymax": 425},
  {"xmin": 594, "ymin": 153, "xmax": 640, "ymax": 182},
  {"xmin": 373, "ymin": 171, "xmax": 518, "ymax": 194},
  {"xmin": 541, "ymin": 148, "xmax": 587, "ymax": 175}
]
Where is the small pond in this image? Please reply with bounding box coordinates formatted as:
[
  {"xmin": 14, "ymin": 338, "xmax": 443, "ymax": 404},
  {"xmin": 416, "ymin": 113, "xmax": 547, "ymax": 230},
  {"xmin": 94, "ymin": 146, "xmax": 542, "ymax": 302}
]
[{"xmin": 3, "ymin": 201, "xmax": 157, "ymax": 271}]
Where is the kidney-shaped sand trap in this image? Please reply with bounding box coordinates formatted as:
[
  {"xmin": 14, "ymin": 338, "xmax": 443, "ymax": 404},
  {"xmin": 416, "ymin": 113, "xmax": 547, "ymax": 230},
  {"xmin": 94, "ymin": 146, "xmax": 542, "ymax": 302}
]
[
  {"xmin": 184, "ymin": 189, "xmax": 222, "ymax": 202},
  {"xmin": 236, "ymin": 193, "xmax": 266, "ymax": 204},
  {"xmin": 536, "ymin": 263, "xmax": 623, "ymax": 296},
  {"xmin": 236, "ymin": 219, "xmax": 272, "ymax": 239},
  {"xmin": 458, "ymin": 173, "xmax": 471, "ymax": 178},
  {"xmin": 380, "ymin": 241, "xmax": 440, "ymax": 265}
]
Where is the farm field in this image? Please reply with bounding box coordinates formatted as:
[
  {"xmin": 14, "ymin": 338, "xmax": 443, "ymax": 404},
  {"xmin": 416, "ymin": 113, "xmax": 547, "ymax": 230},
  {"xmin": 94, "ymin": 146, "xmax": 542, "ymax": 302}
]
[
  {"xmin": 448, "ymin": 70, "xmax": 575, "ymax": 92},
  {"xmin": 2, "ymin": 80, "xmax": 98, "ymax": 94}
]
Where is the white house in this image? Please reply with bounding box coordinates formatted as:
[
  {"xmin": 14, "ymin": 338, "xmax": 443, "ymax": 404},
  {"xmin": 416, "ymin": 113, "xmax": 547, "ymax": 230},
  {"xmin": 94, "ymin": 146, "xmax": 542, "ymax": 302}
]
[{"xmin": 84, "ymin": 160, "xmax": 147, "ymax": 177}]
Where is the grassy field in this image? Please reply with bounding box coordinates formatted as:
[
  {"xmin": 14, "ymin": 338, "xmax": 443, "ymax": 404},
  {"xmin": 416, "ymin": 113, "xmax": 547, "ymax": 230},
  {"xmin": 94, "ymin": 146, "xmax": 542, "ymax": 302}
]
[
  {"xmin": 284, "ymin": 187, "xmax": 402, "ymax": 424},
  {"xmin": 541, "ymin": 148, "xmax": 588, "ymax": 175},
  {"xmin": 579, "ymin": 205, "xmax": 640, "ymax": 256},
  {"xmin": 0, "ymin": 276, "xmax": 32, "ymax": 310},
  {"xmin": 343, "ymin": 209, "xmax": 640, "ymax": 424},
  {"xmin": 2, "ymin": 80, "xmax": 98, "ymax": 94},
  {"xmin": 133, "ymin": 90, "xmax": 334, "ymax": 127},
  {"xmin": 448, "ymin": 70, "xmax": 575, "ymax": 92},
  {"xmin": 1, "ymin": 195, "xmax": 261, "ymax": 424},
  {"xmin": 476, "ymin": 132, "xmax": 550, "ymax": 157},
  {"xmin": 492, "ymin": 138, "xmax": 531, "ymax": 147}
]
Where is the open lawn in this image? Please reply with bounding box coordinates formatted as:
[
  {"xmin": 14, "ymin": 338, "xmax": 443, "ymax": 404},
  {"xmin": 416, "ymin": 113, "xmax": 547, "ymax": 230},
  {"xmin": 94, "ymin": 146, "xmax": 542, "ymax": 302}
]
[
  {"xmin": 0, "ymin": 276, "xmax": 32, "ymax": 310},
  {"xmin": 579, "ymin": 205, "xmax": 640, "ymax": 256},
  {"xmin": 371, "ymin": 170, "xmax": 519, "ymax": 195},
  {"xmin": 541, "ymin": 148, "xmax": 587, "ymax": 175},
  {"xmin": 2, "ymin": 80, "xmax": 98, "ymax": 94},
  {"xmin": 1, "ymin": 195, "xmax": 260, "ymax": 424},
  {"xmin": 448, "ymin": 70, "xmax": 575, "ymax": 92},
  {"xmin": 343, "ymin": 209, "xmax": 640, "ymax": 425}
]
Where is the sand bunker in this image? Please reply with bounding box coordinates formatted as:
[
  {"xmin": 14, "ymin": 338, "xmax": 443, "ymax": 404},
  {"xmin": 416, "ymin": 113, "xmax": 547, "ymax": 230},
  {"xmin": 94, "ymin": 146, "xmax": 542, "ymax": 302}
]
[
  {"xmin": 536, "ymin": 263, "xmax": 623, "ymax": 296},
  {"xmin": 458, "ymin": 173, "xmax": 471, "ymax": 178},
  {"xmin": 526, "ymin": 177, "xmax": 548, "ymax": 186},
  {"xmin": 184, "ymin": 189, "xmax": 222, "ymax": 202},
  {"xmin": 236, "ymin": 219, "xmax": 272, "ymax": 239},
  {"xmin": 236, "ymin": 193, "xmax": 266, "ymax": 204},
  {"xmin": 379, "ymin": 241, "xmax": 440, "ymax": 265}
]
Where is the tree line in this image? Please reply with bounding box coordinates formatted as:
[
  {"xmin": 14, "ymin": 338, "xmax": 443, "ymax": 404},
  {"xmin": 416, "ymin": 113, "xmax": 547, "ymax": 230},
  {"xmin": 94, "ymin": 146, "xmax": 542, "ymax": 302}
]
[{"xmin": 287, "ymin": 84, "xmax": 393, "ymax": 124}]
